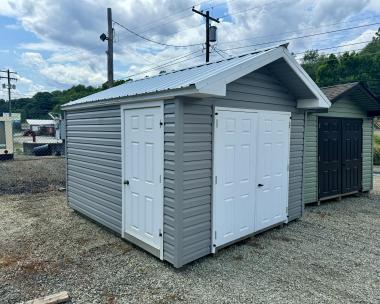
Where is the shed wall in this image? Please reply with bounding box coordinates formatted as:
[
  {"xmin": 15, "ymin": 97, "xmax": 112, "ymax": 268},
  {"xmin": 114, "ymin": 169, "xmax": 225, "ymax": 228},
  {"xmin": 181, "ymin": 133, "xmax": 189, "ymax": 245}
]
[
  {"xmin": 66, "ymin": 106, "xmax": 122, "ymax": 233},
  {"xmin": 304, "ymin": 98, "xmax": 373, "ymax": 204},
  {"xmin": 167, "ymin": 71, "xmax": 306, "ymax": 267}
]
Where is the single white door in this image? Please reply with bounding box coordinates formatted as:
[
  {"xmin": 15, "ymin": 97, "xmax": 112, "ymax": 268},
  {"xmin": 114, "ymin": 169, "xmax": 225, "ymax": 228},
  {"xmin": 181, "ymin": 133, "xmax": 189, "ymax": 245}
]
[
  {"xmin": 255, "ymin": 111, "xmax": 290, "ymax": 231},
  {"xmin": 123, "ymin": 105, "xmax": 163, "ymax": 251},
  {"xmin": 213, "ymin": 108, "xmax": 258, "ymax": 249}
]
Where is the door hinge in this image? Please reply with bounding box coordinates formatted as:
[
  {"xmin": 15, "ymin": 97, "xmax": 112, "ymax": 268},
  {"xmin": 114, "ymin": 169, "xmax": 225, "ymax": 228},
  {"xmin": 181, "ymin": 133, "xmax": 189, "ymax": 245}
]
[
  {"xmin": 159, "ymin": 120, "xmax": 163, "ymax": 127},
  {"xmin": 215, "ymin": 176, "xmax": 217, "ymax": 184},
  {"xmin": 286, "ymin": 207, "xmax": 288, "ymax": 214},
  {"xmin": 159, "ymin": 175, "xmax": 162, "ymax": 183},
  {"xmin": 159, "ymin": 228, "xmax": 162, "ymax": 237},
  {"xmin": 215, "ymin": 119, "xmax": 218, "ymax": 128},
  {"xmin": 214, "ymin": 231, "xmax": 217, "ymax": 240}
]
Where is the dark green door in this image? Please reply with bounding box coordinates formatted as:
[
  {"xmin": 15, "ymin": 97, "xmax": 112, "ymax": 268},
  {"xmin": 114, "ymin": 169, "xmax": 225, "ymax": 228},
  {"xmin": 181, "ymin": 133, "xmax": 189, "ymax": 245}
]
[
  {"xmin": 318, "ymin": 117, "xmax": 362, "ymax": 199},
  {"xmin": 341, "ymin": 119, "xmax": 362, "ymax": 194},
  {"xmin": 318, "ymin": 118, "xmax": 342, "ymax": 199}
]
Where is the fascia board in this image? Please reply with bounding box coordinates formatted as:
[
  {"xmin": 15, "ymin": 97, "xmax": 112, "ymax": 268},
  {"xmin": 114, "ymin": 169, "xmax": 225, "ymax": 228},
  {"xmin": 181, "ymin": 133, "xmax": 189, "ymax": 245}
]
[{"xmin": 281, "ymin": 49, "xmax": 331, "ymax": 109}]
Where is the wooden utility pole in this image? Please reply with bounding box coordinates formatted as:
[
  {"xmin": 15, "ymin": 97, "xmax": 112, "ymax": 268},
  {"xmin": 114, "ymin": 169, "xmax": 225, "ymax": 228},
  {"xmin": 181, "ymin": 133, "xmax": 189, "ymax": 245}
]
[
  {"xmin": 107, "ymin": 7, "xmax": 114, "ymax": 87},
  {"xmin": 192, "ymin": 7, "xmax": 219, "ymax": 63},
  {"xmin": 0, "ymin": 69, "xmax": 17, "ymax": 117}
]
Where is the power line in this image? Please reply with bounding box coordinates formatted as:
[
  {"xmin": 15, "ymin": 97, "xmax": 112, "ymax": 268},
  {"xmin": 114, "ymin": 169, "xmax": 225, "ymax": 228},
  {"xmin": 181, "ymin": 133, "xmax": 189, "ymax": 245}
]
[
  {"xmin": 217, "ymin": 0, "xmax": 283, "ymax": 19},
  {"xmin": 113, "ymin": 20, "xmax": 202, "ymax": 48},
  {"xmin": 125, "ymin": 0, "xmax": 218, "ymax": 34},
  {"xmin": 0, "ymin": 69, "xmax": 18, "ymax": 117},
  {"xmin": 219, "ymin": 22, "xmax": 380, "ymax": 51},
  {"xmin": 117, "ymin": 41, "xmax": 380, "ymax": 84},
  {"xmin": 294, "ymin": 40, "xmax": 372, "ymax": 56},
  {"xmin": 217, "ymin": 15, "xmax": 380, "ymax": 45},
  {"xmin": 121, "ymin": 0, "xmax": 234, "ymax": 37},
  {"xmin": 117, "ymin": 50, "xmax": 204, "ymax": 80}
]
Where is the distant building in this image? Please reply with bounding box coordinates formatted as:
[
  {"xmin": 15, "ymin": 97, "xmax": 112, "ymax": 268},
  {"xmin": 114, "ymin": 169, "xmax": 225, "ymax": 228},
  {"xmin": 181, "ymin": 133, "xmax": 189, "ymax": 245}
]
[{"xmin": 26, "ymin": 119, "xmax": 55, "ymax": 136}]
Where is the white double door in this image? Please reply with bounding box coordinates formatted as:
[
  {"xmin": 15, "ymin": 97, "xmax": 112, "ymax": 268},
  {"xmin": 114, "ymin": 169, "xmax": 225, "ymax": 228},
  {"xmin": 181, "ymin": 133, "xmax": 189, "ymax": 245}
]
[
  {"xmin": 213, "ymin": 108, "xmax": 290, "ymax": 249},
  {"xmin": 123, "ymin": 103, "xmax": 163, "ymax": 253}
]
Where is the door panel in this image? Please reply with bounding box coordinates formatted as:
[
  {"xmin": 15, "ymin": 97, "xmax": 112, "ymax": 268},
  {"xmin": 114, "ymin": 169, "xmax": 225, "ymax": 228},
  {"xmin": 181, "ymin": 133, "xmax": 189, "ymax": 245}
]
[
  {"xmin": 255, "ymin": 112, "xmax": 290, "ymax": 231},
  {"xmin": 213, "ymin": 109, "xmax": 291, "ymax": 249},
  {"xmin": 124, "ymin": 106, "xmax": 163, "ymax": 250},
  {"xmin": 318, "ymin": 117, "xmax": 362, "ymax": 199},
  {"xmin": 318, "ymin": 118, "xmax": 342, "ymax": 199},
  {"xmin": 213, "ymin": 110, "xmax": 257, "ymax": 248},
  {"xmin": 341, "ymin": 119, "xmax": 362, "ymax": 193}
]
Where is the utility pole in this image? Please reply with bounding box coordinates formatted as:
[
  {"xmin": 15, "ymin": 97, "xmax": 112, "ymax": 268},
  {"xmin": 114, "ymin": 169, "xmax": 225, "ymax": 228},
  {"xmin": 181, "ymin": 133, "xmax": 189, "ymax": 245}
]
[
  {"xmin": 192, "ymin": 7, "xmax": 219, "ymax": 63},
  {"xmin": 0, "ymin": 69, "xmax": 17, "ymax": 117},
  {"xmin": 107, "ymin": 7, "xmax": 114, "ymax": 87}
]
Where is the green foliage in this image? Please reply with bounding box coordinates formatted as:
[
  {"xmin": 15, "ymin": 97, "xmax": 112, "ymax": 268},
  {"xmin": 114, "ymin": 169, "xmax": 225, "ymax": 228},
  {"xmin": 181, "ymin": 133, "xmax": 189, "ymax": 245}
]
[
  {"xmin": 374, "ymin": 134, "xmax": 380, "ymax": 165},
  {"xmin": 301, "ymin": 28, "xmax": 380, "ymax": 95}
]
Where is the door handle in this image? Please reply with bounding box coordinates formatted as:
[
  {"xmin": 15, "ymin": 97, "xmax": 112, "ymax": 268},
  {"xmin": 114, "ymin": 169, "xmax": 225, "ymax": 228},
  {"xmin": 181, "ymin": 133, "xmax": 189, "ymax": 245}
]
[
  {"xmin": 258, "ymin": 184, "xmax": 264, "ymax": 187},
  {"xmin": 124, "ymin": 180, "xmax": 130, "ymax": 185}
]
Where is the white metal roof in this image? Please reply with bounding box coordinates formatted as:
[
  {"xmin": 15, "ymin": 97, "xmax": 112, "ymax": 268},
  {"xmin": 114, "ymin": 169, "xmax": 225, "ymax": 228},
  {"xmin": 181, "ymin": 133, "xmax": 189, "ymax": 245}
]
[
  {"xmin": 63, "ymin": 45, "xmax": 330, "ymax": 110},
  {"xmin": 26, "ymin": 119, "xmax": 55, "ymax": 126}
]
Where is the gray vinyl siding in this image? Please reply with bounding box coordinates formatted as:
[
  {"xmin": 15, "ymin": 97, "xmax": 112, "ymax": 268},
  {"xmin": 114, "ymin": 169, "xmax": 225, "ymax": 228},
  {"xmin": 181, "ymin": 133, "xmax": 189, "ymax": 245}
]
[
  {"xmin": 362, "ymin": 118, "xmax": 373, "ymax": 191},
  {"xmin": 163, "ymin": 100, "xmax": 179, "ymax": 265},
  {"xmin": 66, "ymin": 106, "xmax": 122, "ymax": 233},
  {"xmin": 304, "ymin": 98, "xmax": 373, "ymax": 204},
  {"xmin": 167, "ymin": 70, "xmax": 306, "ymax": 267}
]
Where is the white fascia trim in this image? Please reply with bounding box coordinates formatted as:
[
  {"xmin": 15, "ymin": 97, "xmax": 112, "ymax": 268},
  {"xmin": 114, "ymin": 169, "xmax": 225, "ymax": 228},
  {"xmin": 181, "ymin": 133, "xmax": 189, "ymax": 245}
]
[
  {"xmin": 195, "ymin": 48, "xmax": 284, "ymax": 96},
  {"xmin": 62, "ymin": 87, "xmax": 199, "ymax": 111},
  {"xmin": 281, "ymin": 48, "xmax": 331, "ymax": 109}
]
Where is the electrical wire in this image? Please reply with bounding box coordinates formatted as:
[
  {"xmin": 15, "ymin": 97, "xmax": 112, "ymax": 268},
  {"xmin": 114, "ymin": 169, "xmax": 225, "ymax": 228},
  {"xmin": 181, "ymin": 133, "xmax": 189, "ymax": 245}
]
[
  {"xmin": 116, "ymin": 49, "xmax": 205, "ymax": 80},
  {"xmin": 219, "ymin": 22, "xmax": 380, "ymax": 51},
  {"xmin": 217, "ymin": 15, "xmax": 380, "ymax": 45},
  {"xmin": 120, "ymin": 0, "xmax": 234, "ymax": 37},
  {"xmin": 294, "ymin": 40, "xmax": 373, "ymax": 56},
  {"xmin": 113, "ymin": 20, "xmax": 203, "ymax": 48}
]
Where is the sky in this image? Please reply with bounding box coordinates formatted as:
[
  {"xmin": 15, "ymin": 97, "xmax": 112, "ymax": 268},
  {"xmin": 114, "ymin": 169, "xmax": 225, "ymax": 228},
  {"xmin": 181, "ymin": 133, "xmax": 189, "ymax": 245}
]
[{"xmin": 0, "ymin": 0, "xmax": 380, "ymax": 100}]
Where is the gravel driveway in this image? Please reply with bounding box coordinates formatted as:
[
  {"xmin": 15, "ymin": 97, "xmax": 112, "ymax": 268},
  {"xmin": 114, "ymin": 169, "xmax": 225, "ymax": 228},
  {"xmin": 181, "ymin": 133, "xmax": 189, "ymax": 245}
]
[{"xmin": 1, "ymin": 179, "xmax": 379, "ymax": 304}]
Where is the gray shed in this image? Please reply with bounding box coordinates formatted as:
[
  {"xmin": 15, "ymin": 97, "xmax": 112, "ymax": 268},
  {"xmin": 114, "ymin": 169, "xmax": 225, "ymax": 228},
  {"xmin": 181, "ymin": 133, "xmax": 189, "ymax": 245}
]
[
  {"xmin": 62, "ymin": 45, "xmax": 330, "ymax": 268},
  {"xmin": 304, "ymin": 82, "xmax": 380, "ymax": 204}
]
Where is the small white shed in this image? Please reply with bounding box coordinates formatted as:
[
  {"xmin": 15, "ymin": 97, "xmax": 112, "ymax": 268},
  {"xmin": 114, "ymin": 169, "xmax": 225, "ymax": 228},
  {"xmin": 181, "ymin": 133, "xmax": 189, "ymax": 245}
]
[{"xmin": 62, "ymin": 45, "xmax": 330, "ymax": 267}]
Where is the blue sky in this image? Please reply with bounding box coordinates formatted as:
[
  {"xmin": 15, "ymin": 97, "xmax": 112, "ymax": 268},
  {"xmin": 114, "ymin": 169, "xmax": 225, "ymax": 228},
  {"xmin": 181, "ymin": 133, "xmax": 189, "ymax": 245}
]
[{"xmin": 0, "ymin": 0, "xmax": 379, "ymax": 100}]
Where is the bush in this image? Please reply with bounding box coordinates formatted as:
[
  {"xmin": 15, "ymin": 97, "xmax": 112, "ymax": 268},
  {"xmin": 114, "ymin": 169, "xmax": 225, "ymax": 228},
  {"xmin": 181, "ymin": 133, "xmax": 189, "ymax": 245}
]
[{"xmin": 374, "ymin": 134, "xmax": 380, "ymax": 165}]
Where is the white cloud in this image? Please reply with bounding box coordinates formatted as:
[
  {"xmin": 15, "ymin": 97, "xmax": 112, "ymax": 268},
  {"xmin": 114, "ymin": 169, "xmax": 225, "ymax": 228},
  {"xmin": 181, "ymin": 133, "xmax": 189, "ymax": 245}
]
[{"xmin": 337, "ymin": 28, "xmax": 376, "ymax": 52}]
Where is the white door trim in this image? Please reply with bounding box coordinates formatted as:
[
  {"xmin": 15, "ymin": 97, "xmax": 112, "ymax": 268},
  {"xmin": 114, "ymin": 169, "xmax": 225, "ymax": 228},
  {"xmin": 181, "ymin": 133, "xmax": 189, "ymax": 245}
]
[{"xmin": 121, "ymin": 101, "xmax": 164, "ymax": 260}]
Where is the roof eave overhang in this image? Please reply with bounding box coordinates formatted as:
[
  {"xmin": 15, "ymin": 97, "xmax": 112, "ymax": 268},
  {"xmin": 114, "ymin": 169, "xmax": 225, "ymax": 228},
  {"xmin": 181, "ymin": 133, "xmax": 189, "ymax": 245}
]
[
  {"xmin": 63, "ymin": 46, "xmax": 331, "ymax": 111},
  {"xmin": 62, "ymin": 86, "xmax": 201, "ymax": 111},
  {"xmin": 194, "ymin": 47, "xmax": 331, "ymax": 109},
  {"xmin": 280, "ymin": 49, "xmax": 331, "ymax": 109}
]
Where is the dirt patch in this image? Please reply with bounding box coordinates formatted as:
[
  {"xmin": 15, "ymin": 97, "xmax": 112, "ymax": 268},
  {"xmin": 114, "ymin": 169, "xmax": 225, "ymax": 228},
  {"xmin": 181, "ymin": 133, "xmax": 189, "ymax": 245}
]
[{"xmin": 0, "ymin": 157, "xmax": 65, "ymax": 194}]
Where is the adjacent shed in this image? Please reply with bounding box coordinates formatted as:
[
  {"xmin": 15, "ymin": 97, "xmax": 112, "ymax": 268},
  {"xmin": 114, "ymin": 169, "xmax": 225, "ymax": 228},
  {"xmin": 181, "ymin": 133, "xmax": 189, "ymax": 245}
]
[
  {"xmin": 304, "ymin": 82, "xmax": 380, "ymax": 204},
  {"xmin": 62, "ymin": 45, "xmax": 330, "ymax": 268}
]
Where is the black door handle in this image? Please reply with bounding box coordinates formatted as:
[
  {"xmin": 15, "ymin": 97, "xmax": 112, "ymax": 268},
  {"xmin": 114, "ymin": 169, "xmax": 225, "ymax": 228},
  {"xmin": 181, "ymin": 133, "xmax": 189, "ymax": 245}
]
[
  {"xmin": 124, "ymin": 180, "xmax": 129, "ymax": 185},
  {"xmin": 258, "ymin": 184, "xmax": 264, "ymax": 187}
]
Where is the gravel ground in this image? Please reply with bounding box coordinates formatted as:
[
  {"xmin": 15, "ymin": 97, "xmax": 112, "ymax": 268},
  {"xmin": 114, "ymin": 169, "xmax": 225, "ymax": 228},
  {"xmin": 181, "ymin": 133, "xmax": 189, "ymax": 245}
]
[
  {"xmin": 0, "ymin": 179, "xmax": 379, "ymax": 303},
  {"xmin": 0, "ymin": 157, "xmax": 65, "ymax": 194}
]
